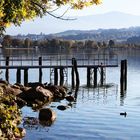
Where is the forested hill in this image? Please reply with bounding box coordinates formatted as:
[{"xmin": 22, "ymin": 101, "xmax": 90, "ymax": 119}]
[
  {"xmin": 4, "ymin": 27, "xmax": 140, "ymax": 44},
  {"xmin": 46, "ymin": 27, "xmax": 140, "ymax": 42}
]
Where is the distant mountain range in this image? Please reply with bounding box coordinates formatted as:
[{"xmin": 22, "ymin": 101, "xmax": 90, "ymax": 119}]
[
  {"xmin": 11, "ymin": 26, "xmax": 140, "ymax": 44},
  {"xmin": 6, "ymin": 11, "xmax": 140, "ymax": 35},
  {"xmin": 46, "ymin": 26, "xmax": 140, "ymax": 42}
]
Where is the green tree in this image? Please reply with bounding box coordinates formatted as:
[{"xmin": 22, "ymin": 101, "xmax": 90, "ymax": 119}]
[{"xmin": 0, "ymin": 0, "xmax": 102, "ymax": 35}]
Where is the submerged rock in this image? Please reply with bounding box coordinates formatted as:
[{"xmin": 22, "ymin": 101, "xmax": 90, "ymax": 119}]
[
  {"xmin": 65, "ymin": 95, "xmax": 75, "ymax": 102},
  {"xmin": 39, "ymin": 108, "xmax": 56, "ymax": 125},
  {"xmin": 57, "ymin": 105, "xmax": 68, "ymax": 111}
]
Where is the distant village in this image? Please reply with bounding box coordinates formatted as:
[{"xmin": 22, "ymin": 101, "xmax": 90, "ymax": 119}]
[{"xmin": 1, "ymin": 27, "xmax": 140, "ymax": 50}]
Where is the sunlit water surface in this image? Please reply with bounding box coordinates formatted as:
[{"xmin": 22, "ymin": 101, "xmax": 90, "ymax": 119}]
[{"xmin": 0, "ymin": 48, "xmax": 140, "ymax": 140}]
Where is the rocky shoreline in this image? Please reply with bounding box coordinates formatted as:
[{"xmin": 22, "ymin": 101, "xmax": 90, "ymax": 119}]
[{"xmin": 0, "ymin": 80, "xmax": 75, "ymax": 139}]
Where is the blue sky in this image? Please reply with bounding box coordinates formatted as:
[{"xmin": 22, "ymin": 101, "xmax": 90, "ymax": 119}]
[
  {"xmin": 64, "ymin": 0, "xmax": 140, "ymax": 16},
  {"xmin": 6, "ymin": 0, "xmax": 140, "ymax": 35}
]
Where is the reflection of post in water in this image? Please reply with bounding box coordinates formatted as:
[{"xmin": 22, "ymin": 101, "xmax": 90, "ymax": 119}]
[
  {"xmin": 120, "ymin": 91, "xmax": 126, "ymax": 106},
  {"xmin": 74, "ymin": 85, "xmax": 79, "ymax": 101}
]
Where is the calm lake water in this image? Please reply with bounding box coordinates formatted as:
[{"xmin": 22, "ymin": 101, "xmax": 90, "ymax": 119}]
[{"xmin": 1, "ymin": 48, "xmax": 140, "ymax": 140}]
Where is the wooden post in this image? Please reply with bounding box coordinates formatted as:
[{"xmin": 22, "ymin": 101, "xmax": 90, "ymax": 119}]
[
  {"xmin": 71, "ymin": 58, "xmax": 75, "ymax": 89},
  {"xmin": 39, "ymin": 57, "xmax": 42, "ymax": 83},
  {"xmin": 60, "ymin": 67, "xmax": 64, "ymax": 86},
  {"xmin": 100, "ymin": 65, "xmax": 104, "ymax": 86},
  {"xmin": 124, "ymin": 59, "xmax": 127, "ymax": 90},
  {"xmin": 94, "ymin": 67, "xmax": 97, "ymax": 87},
  {"xmin": 73, "ymin": 58, "xmax": 80, "ymax": 88},
  {"xmin": 54, "ymin": 68, "xmax": 58, "ymax": 85},
  {"xmin": 5, "ymin": 57, "xmax": 9, "ymax": 82},
  {"xmin": 16, "ymin": 69, "xmax": 21, "ymax": 83},
  {"xmin": 87, "ymin": 67, "xmax": 91, "ymax": 87},
  {"xmin": 120, "ymin": 60, "xmax": 127, "ymax": 93},
  {"xmin": 24, "ymin": 68, "xmax": 28, "ymax": 86}
]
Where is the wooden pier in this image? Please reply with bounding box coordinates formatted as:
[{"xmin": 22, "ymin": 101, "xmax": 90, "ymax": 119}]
[{"xmin": 0, "ymin": 54, "xmax": 119, "ymax": 87}]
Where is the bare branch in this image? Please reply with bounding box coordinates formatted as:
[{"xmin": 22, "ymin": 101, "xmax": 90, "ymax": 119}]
[
  {"xmin": 46, "ymin": 11, "xmax": 76, "ymax": 20},
  {"xmin": 30, "ymin": 0, "xmax": 76, "ymax": 20}
]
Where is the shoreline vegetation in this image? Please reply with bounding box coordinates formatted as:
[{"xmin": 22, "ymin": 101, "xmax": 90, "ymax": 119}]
[
  {"xmin": 0, "ymin": 80, "xmax": 74, "ymax": 139},
  {"xmin": 1, "ymin": 34, "xmax": 140, "ymax": 52}
]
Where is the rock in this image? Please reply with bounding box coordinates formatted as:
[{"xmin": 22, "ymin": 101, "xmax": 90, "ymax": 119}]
[
  {"xmin": 14, "ymin": 83, "xmax": 30, "ymax": 92},
  {"xmin": 39, "ymin": 108, "xmax": 56, "ymax": 122},
  {"xmin": 18, "ymin": 86, "xmax": 53, "ymax": 104},
  {"xmin": 65, "ymin": 96, "xmax": 75, "ymax": 102},
  {"xmin": 67, "ymin": 91, "xmax": 72, "ymax": 95},
  {"xmin": 57, "ymin": 105, "xmax": 68, "ymax": 111},
  {"xmin": 1, "ymin": 84, "xmax": 22, "ymax": 96},
  {"xmin": 45, "ymin": 85, "xmax": 67, "ymax": 99},
  {"xmin": 0, "ymin": 80, "xmax": 9, "ymax": 86},
  {"xmin": 28, "ymin": 82, "xmax": 45, "ymax": 88},
  {"xmin": 16, "ymin": 97, "xmax": 27, "ymax": 108}
]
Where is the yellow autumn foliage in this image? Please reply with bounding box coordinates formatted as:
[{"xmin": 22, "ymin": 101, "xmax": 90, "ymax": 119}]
[{"xmin": 0, "ymin": 0, "xmax": 102, "ymax": 35}]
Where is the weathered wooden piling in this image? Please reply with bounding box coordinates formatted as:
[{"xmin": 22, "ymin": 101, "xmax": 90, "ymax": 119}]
[
  {"xmin": 124, "ymin": 59, "xmax": 127, "ymax": 90},
  {"xmin": 54, "ymin": 68, "xmax": 58, "ymax": 85},
  {"xmin": 100, "ymin": 65, "xmax": 104, "ymax": 86},
  {"xmin": 73, "ymin": 58, "xmax": 80, "ymax": 87},
  {"xmin": 39, "ymin": 57, "xmax": 42, "ymax": 83},
  {"xmin": 71, "ymin": 58, "xmax": 80, "ymax": 88},
  {"xmin": 94, "ymin": 67, "xmax": 98, "ymax": 87},
  {"xmin": 60, "ymin": 67, "xmax": 64, "ymax": 86},
  {"xmin": 71, "ymin": 58, "xmax": 75, "ymax": 89},
  {"xmin": 24, "ymin": 68, "xmax": 28, "ymax": 86},
  {"xmin": 16, "ymin": 69, "xmax": 21, "ymax": 83},
  {"xmin": 5, "ymin": 57, "xmax": 9, "ymax": 81},
  {"xmin": 120, "ymin": 60, "xmax": 127, "ymax": 93},
  {"xmin": 87, "ymin": 67, "xmax": 91, "ymax": 87}
]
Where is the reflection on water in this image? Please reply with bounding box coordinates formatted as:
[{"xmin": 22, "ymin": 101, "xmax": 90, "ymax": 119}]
[{"xmin": 1, "ymin": 48, "xmax": 140, "ymax": 140}]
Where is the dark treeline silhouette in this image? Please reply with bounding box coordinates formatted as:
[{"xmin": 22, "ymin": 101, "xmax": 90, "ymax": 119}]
[{"xmin": 1, "ymin": 34, "xmax": 140, "ymax": 52}]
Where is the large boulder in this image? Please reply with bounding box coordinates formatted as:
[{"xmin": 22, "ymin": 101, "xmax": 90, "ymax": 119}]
[
  {"xmin": 18, "ymin": 86, "xmax": 53, "ymax": 103},
  {"xmin": 45, "ymin": 85, "xmax": 67, "ymax": 99},
  {"xmin": 39, "ymin": 108, "xmax": 56, "ymax": 126}
]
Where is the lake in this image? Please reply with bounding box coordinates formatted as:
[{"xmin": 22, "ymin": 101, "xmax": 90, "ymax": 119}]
[{"xmin": 0, "ymin": 48, "xmax": 140, "ymax": 140}]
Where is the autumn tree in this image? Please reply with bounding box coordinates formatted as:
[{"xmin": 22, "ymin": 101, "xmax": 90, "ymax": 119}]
[{"xmin": 0, "ymin": 0, "xmax": 102, "ymax": 36}]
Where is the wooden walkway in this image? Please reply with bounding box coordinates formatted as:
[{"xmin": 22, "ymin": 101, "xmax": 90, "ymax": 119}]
[{"xmin": 0, "ymin": 54, "xmax": 118, "ymax": 69}]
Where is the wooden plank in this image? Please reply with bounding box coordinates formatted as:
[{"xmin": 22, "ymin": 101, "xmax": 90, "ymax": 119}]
[{"xmin": 0, "ymin": 64, "xmax": 118, "ymax": 69}]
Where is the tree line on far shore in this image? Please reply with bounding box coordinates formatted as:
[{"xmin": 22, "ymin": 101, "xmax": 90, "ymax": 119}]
[{"xmin": 1, "ymin": 35, "xmax": 140, "ymax": 50}]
